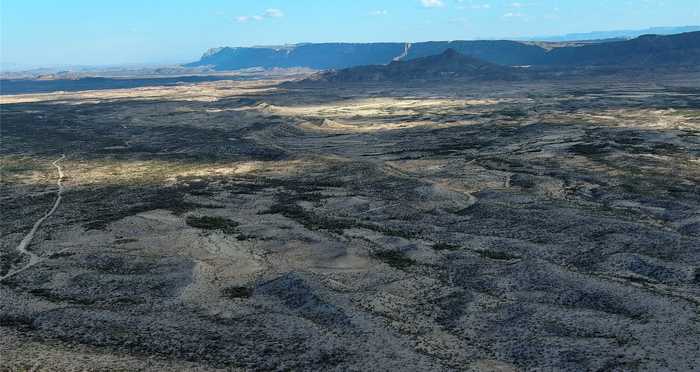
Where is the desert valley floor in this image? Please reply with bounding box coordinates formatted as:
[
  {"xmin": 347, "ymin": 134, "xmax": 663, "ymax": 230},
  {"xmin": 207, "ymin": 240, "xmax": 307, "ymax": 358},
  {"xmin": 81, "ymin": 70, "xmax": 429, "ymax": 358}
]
[{"xmin": 1, "ymin": 75, "xmax": 700, "ymax": 371}]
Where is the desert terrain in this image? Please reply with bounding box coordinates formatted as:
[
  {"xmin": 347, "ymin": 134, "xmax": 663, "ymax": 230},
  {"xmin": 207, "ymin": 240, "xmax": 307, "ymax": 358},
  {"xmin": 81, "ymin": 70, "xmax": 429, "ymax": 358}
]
[{"xmin": 1, "ymin": 74, "xmax": 700, "ymax": 371}]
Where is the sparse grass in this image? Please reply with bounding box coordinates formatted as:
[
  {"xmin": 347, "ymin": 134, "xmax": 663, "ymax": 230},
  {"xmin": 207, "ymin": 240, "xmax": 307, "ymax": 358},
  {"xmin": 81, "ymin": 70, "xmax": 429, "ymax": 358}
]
[
  {"xmin": 677, "ymin": 109, "xmax": 700, "ymax": 118},
  {"xmin": 0, "ymin": 159, "xmax": 39, "ymax": 174},
  {"xmin": 0, "ymin": 156, "xmax": 48, "ymax": 184},
  {"xmin": 186, "ymin": 216, "xmax": 240, "ymax": 234}
]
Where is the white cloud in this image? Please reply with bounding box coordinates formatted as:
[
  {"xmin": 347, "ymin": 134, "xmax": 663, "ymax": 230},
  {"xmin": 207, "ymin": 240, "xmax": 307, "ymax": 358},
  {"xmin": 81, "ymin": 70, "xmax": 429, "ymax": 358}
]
[
  {"xmin": 235, "ymin": 8, "xmax": 284, "ymax": 23},
  {"xmin": 456, "ymin": 1, "xmax": 490, "ymax": 10},
  {"xmin": 421, "ymin": 0, "xmax": 444, "ymax": 8},
  {"xmin": 369, "ymin": 10, "xmax": 389, "ymax": 16},
  {"xmin": 264, "ymin": 8, "xmax": 284, "ymax": 18},
  {"xmin": 503, "ymin": 12, "xmax": 524, "ymax": 18}
]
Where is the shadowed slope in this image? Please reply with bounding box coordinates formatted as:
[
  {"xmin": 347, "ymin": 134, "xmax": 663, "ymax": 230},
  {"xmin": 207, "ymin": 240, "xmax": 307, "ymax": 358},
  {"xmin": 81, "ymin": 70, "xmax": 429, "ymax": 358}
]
[{"xmin": 307, "ymin": 49, "xmax": 519, "ymax": 83}]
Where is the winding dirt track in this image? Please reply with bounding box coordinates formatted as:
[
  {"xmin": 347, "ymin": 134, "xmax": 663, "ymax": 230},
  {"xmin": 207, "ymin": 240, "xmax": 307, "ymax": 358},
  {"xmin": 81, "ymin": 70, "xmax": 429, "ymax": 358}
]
[{"xmin": 0, "ymin": 155, "xmax": 66, "ymax": 282}]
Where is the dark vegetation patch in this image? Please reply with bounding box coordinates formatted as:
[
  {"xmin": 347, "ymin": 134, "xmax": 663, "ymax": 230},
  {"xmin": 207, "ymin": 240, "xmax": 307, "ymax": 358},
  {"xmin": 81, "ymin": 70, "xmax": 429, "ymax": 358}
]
[
  {"xmin": 18, "ymin": 256, "xmax": 193, "ymax": 307},
  {"xmin": 0, "ymin": 250, "xmax": 25, "ymax": 277},
  {"xmin": 75, "ymin": 181, "xmax": 225, "ymax": 231},
  {"xmin": 613, "ymin": 135, "xmax": 644, "ymax": 145},
  {"xmin": 569, "ymin": 143, "xmax": 612, "ymax": 156},
  {"xmin": 82, "ymin": 254, "xmax": 153, "ymax": 275},
  {"xmin": 510, "ymin": 174, "xmax": 537, "ymax": 189},
  {"xmin": 0, "ymin": 313, "xmax": 34, "ymax": 328},
  {"xmin": 483, "ymin": 107, "xmax": 528, "ymax": 120},
  {"xmin": 0, "ymin": 159, "xmax": 42, "ymax": 176},
  {"xmin": 48, "ymin": 251, "xmax": 76, "ymax": 259},
  {"xmin": 623, "ymin": 256, "xmax": 686, "ymax": 284},
  {"xmin": 0, "ymin": 102, "xmax": 286, "ymax": 161},
  {"xmin": 261, "ymin": 200, "xmax": 356, "ymax": 234},
  {"xmin": 567, "ymin": 88, "xmax": 606, "ymax": 96},
  {"xmin": 259, "ymin": 186, "xmax": 420, "ymax": 239},
  {"xmin": 186, "ymin": 216, "xmax": 240, "ymax": 234},
  {"xmin": 114, "ymin": 238, "xmax": 139, "ymax": 245},
  {"xmin": 559, "ymin": 290, "xmax": 647, "ymax": 320},
  {"xmin": 189, "ymin": 189, "xmax": 216, "ymax": 197},
  {"xmin": 0, "ymin": 76, "xmax": 245, "ymax": 95},
  {"xmin": 619, "ymin": 275, "xmax": 656, "ymax": 285},
  {"xmin": 227, "ymin": 175, "xmax": 343, "ymax": 196},
  {"xmin": 222, "ymin": 286, "xmax": 254, "ymax": 299},
  {"xmin": 434, "ymin": 290, "xmax": 474, "ymax": 329},
  {"xmin": 312, "ymin": 349, "xmax": 350, "ymax": 368},
  {"xmin": 651, "ymin": 142, "xmax": 684, "ymax": 154},
  {"xmin": 372, "ymin": 250, "xmax": 416, "ymax": 270},
  {"xmin": 259, "ymin": 273, "xmax": 350, "ymax": 326},
  {"xmin": 475, "ymin": 250, "xmax": 521, "ymax": 261},
  {"xmin": 476, "ymin": 157, "xmax": 538, "ymax": 176},
  {"xmin": 432, "ymin": 242, "xmax": 461, "ymax": 251},
  {"xmin": 28, "ymin": 288, "xmax": 97, "ymax": 305},
  {"xmin": 417, "ymin": 140, "xmax": 495, "ymax": 156}
]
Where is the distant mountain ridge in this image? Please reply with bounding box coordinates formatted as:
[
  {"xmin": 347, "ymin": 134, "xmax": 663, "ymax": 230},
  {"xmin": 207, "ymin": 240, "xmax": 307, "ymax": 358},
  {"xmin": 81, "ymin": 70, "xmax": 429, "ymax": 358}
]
[
  {"xmin": 187, "ymin": 31, "xmax": 700, "ymax": 71},
  {"xmin": 188, "ymin": 43, "xmax": 406, "ymax": 71},
  {"xmin": 526, "ymin": 25, "xmax": 700, "ymax": 42},
  {"xmin": 542, "ymin": 31, "xmax": 700, "ymax": 66},
  {"xmin": 308, "ymin": 49, "xmax": 518, "ymax": 83}
]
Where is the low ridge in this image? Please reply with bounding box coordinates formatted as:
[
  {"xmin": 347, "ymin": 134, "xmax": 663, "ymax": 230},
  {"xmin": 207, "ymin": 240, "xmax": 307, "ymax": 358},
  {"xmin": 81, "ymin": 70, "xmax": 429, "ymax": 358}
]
[{"xmin": 307, "ymin": 49, "xmax": 518, "ymax": 83}]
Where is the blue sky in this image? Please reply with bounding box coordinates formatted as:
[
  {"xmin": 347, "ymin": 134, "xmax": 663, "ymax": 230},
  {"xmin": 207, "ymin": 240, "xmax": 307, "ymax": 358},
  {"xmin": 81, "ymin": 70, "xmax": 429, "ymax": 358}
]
[{"xmin": 1, "ymin": 0, "xmax": 699, "ymax": 68}]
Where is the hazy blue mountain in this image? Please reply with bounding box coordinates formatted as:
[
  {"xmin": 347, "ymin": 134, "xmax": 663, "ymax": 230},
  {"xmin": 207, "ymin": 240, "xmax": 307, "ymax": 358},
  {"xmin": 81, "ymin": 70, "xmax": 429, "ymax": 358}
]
[
  {"xmin": 187, "ymin": 43, "xmax": 406, "ymax": 70},
  {"xmin": 308, "ymin": 49, "xmax": 518, "ymax": 83},
  {"xmin": 188, "ymin": 31, "xmax": 700, "ymax": 71},
  {"xmin": 527, "ymin": 25, "xmax": 700, "ymax": 42},
  {"xmin": 542, "ymin": 31, "xmax": 700, "ymax": 66},
  {"xmin": 401, "ymin": 40, "xmax": 546, "ymax": 66}
]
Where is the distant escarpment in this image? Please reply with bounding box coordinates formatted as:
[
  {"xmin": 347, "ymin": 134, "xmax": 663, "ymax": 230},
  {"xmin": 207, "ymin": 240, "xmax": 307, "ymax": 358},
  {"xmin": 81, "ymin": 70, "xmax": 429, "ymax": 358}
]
[
  {"xmin": 187, "ymin": 31, "xmax": 700, "ymax": 70},
  {"xmin": 187, "ymin": 43, "xmax": 407, "ymax": 70},
  {"xmin": 543, "ymin": 31, "xmax": 700, "ymax": 66},
  {"xmin": 305, "ymin": 49, "xmax": 519, "ymax": 83}
]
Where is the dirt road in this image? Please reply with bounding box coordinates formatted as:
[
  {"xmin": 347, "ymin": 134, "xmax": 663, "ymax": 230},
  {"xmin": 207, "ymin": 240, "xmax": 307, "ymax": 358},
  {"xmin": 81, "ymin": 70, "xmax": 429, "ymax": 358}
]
[{"xmin": 0, "ymin": 154, "xmax": 66, "ymax": 281}]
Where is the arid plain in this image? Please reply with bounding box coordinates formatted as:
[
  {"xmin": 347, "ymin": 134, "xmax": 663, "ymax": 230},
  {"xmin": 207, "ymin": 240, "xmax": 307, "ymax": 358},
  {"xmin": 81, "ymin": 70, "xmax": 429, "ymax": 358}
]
[{"xmin": 1, "ymin": 74, "xmax": 700, "ymax": 371}]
